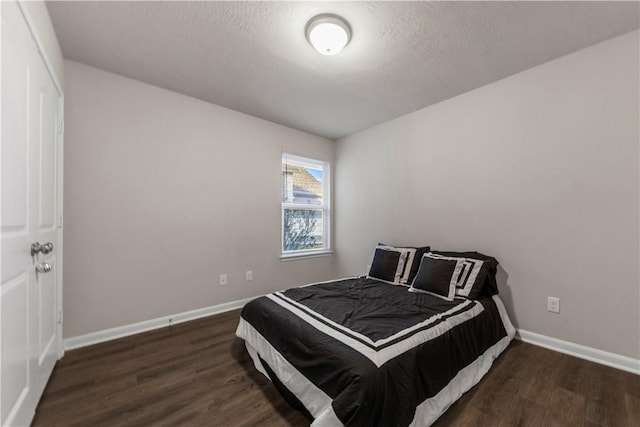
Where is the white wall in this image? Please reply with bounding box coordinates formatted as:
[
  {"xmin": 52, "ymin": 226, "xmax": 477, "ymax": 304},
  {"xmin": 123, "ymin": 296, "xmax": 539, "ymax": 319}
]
[
  {"xmin": 63, "ymin": 60, "xmax": 336, "ymax": 338},
  {"xmin": 335, "ymin": 31, "xmax": 639, "ymax": 359}
]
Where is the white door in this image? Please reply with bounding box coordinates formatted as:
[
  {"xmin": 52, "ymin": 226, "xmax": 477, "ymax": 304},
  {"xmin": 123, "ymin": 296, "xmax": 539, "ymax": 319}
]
[{"xmin": 1, "ymin": 1, "xmax": 62, "ymax": 425}]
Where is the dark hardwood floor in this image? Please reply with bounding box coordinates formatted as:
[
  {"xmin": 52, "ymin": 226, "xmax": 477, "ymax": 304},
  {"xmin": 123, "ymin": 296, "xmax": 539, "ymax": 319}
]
[{"xmin": 33, "ymin": 309, "xmax": 639, "ymax": 427}]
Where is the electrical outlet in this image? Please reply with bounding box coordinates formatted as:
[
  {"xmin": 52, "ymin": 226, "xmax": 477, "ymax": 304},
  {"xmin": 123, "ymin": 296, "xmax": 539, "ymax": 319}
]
[
  {"xmin": 245, "ymin": 270, "xmax": 253, "ymax": 282},
  {"xmin": 219, "ymin": 274, "xmax": 228, "ymax": 286},
  {"xmin": 547, "ymin": 296, "xmax": 560, "ymax": 313}
]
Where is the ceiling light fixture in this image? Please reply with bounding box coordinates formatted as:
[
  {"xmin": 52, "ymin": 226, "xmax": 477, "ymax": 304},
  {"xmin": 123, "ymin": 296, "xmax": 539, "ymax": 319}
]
[{"xmin": 305, "ymin": 14, "xmax": 352, "ymax": 56}]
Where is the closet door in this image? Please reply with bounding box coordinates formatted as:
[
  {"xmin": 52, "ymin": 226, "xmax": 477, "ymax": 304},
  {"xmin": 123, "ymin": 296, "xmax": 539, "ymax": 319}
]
[{"xmin": 1, "ymin": 1, "xmax": 62, "ymax": 425}]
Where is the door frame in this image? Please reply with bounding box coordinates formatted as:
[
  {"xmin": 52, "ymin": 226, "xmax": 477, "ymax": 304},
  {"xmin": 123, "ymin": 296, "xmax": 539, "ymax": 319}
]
[{"xmin": 16, "ymin": 0, "xmax": 65, "ymax": 358}]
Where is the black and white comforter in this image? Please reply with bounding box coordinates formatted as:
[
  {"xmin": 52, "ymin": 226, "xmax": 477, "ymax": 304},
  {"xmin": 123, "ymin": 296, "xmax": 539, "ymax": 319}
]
[{"xmin": 236, "ymin": 277, "xmax": 515, "ymax": 427}]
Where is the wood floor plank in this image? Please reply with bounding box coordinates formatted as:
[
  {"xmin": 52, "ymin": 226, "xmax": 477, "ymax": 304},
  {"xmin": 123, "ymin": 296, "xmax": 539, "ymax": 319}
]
[
  {"xmin": 497, "ymin": 396, "xmax": 546, "ymax": 427},
  {"xmin": 33, "ymin": 310, "xmax": 639, "ymax": 427},
  {"xmin": 624, "ymin": 393, "xmax": 640, "ymax": 427},
  {"xmin": 543, "ymin": 386, "xmax": 586, "ymax": 425}
]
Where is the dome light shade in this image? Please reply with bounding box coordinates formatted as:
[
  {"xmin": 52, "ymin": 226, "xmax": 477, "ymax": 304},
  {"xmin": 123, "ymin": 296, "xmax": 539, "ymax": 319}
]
[{"xmin": 306, "ymin": 14, "xmax": 351, "ymax": 56}]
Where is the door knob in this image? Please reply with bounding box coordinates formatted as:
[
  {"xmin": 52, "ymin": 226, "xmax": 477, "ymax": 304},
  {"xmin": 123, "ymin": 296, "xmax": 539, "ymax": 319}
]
[
  {"xmin": 31, "ymin": 242, "xmax": 41, "ymax": 256},
  {"xmin": 30, "ymin": 242, "xmax": 54, "ymax": 256},
  {"xmin": 36, "ymin": 263, "xmax": 53, "ymax": 273}
]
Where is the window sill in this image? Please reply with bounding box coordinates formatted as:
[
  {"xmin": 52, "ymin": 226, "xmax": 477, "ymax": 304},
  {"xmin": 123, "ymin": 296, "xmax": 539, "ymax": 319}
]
[{"xmin": 280, "ymin": 250, "xmax": 333, "ymax": 261}]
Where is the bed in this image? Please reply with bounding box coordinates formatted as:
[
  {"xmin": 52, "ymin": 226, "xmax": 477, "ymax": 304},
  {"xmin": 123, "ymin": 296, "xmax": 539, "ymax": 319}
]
[{"xmin": 235, "ymin": 247, "xmax": 515, "ymax": 426}]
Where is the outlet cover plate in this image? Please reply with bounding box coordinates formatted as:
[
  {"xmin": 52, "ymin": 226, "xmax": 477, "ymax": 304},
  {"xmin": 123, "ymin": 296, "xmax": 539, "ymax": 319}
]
[{"xmin": 547, "ymin": 296, "xmax": 560, "ymax": 313}]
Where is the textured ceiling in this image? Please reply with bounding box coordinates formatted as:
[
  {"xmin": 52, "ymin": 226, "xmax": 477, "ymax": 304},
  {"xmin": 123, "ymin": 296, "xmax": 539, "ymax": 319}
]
[{"xmin": 47, "ymin": 1, "xmax": 639, "ymax": 140}]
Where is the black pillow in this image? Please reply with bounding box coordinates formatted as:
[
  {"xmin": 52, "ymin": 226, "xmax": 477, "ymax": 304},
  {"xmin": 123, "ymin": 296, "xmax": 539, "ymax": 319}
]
[
  {"xmin": 379, "ymin": 243, "xmax": 430, "ymax": 285},
  {"xmin": 430, "ymin": 250, "xmax": 499, "ymax": 298},
  {"xmin": 409, "ymin": 254, "xmax": 460, "ymax": 301},
  {"xmin": 368, "ymin": 247, "xmax": 407, "ymax": 284}
]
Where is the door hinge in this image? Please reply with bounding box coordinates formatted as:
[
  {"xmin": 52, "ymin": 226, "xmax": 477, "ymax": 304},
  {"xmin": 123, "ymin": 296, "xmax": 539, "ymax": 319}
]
[
  {"xmin": 58, "ymin": 215, "xmax": 63, "ymax": 228},
  {"xmin": 57, "ymin": 118, "xmax": 64, "ymax": 134},
  {"xmin": 58, "ymin": 311, "xmax": 63, "ymax": 324}
]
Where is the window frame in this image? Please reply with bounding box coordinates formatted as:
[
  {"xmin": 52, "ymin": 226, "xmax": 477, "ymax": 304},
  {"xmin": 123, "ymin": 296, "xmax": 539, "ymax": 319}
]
[{"xmin": 280, "ymin": 153, "xmax": 331, "ymax": 259}]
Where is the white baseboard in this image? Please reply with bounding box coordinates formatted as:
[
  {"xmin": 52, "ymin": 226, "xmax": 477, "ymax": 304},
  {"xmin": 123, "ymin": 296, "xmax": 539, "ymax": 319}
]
[
  {"xmin": 63, "ymin": 296, "xmax": 258, "ymax": 351},
  {"xmin": 516, "ymin": 329, "xmax": 640, "ymax": 375},
  {"xmin": 63, "ymin": 301, "xmax": 640, "ymax": 376}
]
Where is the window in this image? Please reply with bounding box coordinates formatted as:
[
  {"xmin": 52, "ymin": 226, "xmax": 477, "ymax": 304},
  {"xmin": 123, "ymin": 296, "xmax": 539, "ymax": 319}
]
[{"xmin": 281, "ymin": 153, "xmax": 330, "ymax": 256}]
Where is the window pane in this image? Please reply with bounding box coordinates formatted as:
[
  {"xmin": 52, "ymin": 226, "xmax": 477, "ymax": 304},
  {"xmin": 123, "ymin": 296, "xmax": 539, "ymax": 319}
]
[
  {"xmin": 283, "ymin": 209, "xmax": 323, "ymax": 251},
  {"xmin": 282, "ymin": 159, "xmax": 323, "ymax": 205}
]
